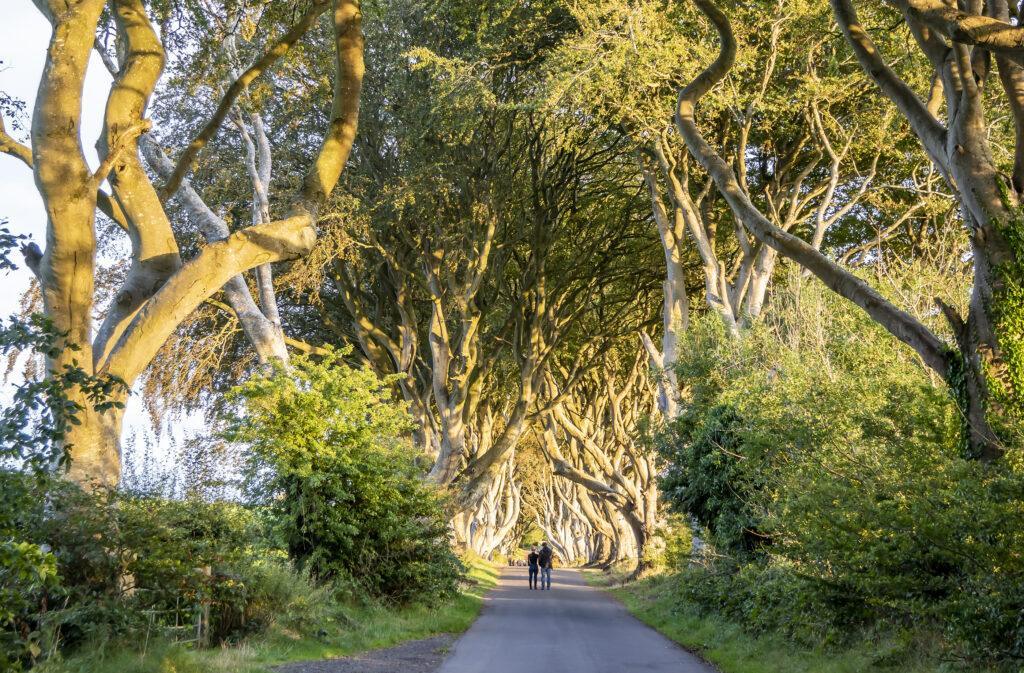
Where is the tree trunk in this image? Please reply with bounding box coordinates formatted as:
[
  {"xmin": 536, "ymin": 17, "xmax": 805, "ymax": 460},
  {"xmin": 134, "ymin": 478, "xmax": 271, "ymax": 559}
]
[
  {"xmin": 677, "ymin": 0, "xmax": 1016, "ymax": 459},
  {"xmin": 623, "ymin": 510, "xmax": 654, "ymax": 579},
  {"xmin": 62, "ymin": 394, "xmax": 128, "ymax": 488},
  {"xmin": 590, "ymin": 533, "xmax": 614, "ymax": 567}
]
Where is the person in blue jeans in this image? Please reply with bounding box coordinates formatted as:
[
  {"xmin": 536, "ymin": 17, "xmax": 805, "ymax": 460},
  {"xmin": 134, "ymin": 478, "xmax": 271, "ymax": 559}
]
[
  {"xmin": 527, "ymin": 545, "xmax": 540, "ymax": 589},
  {"xmin": 538, "ymin": 541, "xmax": 553, "ymax": 590}
]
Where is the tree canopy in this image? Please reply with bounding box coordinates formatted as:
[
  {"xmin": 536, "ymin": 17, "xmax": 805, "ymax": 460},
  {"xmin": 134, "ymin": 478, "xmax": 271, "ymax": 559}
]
[{"xmin": 3, "ymin": 0, "xmax": 1024, "ymax": 668}]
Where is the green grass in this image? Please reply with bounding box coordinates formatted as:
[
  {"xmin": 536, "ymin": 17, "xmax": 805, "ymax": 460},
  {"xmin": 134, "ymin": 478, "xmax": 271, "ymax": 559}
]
[
  {"xmin": 583, "ymin": 571, "xmax": 997, "ymax": 673},
  {"xmin": 582, "ymin": 560, "xmax": 636, "ymax": 588},
  {"xmin": 38, "ymin": 555, "xmax": 499, "ymax": 673}
]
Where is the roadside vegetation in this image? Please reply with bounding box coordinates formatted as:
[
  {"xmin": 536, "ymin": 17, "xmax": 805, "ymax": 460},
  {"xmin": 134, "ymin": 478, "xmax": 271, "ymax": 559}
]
[
  {"xmin": 587, "ymin": 271, "xmax": 1023, "ymax": 672},
  {"xmin": 35, "ymin": 555, "xmax": 497, "ymax": 673},
  {"xmin": 0, "ymin": 306, "xmax": 494, "ymax": 672},
  {"xmin": 606, "ymin": 573, "xmax": 1000, "ymax": 673}
]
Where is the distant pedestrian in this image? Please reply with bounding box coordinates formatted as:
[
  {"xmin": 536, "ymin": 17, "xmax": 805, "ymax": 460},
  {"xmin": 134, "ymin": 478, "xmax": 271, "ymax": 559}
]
[
  {"xmin": 527, "ymin": 545, "xmax": 540, "ymax": 589},
  {"xmin": 538, "ymin": 541, "xmax": 553, "ymax": 590}
]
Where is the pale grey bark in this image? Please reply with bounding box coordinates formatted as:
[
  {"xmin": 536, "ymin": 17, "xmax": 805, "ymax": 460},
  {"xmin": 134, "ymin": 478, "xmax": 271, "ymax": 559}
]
[
  {"xmin": 540, "ymin": 355, "xmax": 660, "ymax": 577},
  {"xmin": 675, "ymin": 0, "xmax": 951, "ymax": 383},
  {"xmin": 141, "ymin": 136, "xmax": 289, "ymax": 363},
  {"xmin": 3, "ymin": 0, "xmax": 364, "ymax": 486}
]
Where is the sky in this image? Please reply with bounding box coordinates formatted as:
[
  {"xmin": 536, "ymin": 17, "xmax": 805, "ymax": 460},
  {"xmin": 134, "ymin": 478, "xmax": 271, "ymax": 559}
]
[
  {"xmin": 1, "ymin": 4, "xmax": 111, "ymax": 317},
  {"xmin": 2, "ymin": 5, "xmax": 197, "ymax": 481}
]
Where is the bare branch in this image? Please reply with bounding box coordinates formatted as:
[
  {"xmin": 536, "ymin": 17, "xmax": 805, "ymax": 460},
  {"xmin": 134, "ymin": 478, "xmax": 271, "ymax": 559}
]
[
  {"xmin": 2, "ymin": 114, "xmax": 128, "ymax": 230},
  {"xmin": 90, "ymin": 119, "xmax": 152, "ymax": 186},
  {"xmin": 299, "ymin": 0, "xmax": 364, "ymax": 209},
  {"xmin": 284, "ymin": 336, "xmax": 333, "ymax": 356},
  {"xmin": 831, "ymin": 0, "xmax": 950, "ymax": 173},
  {"xmin": 0, "ymin": 116, "xmax": 32, "ymax": 167}
]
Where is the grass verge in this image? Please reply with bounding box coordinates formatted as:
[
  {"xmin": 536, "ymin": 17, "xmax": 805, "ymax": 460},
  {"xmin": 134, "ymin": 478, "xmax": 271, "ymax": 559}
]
[
  {"xmin": 38, "ymin": 555, "xmax": 498, "ymax": 673},
  {"xmin": 583, "ymin": 571, "xmax": 996, "ymax": 673}
]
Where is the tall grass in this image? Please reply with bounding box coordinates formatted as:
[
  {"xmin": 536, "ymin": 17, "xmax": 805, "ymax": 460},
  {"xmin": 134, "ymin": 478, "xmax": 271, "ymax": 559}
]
[
  {"xmin": 37, "ymin": 556, "xmax": 498, "ymax": 673},
  {"xmin": 588, "ymin": 572, "xmax": 999, "ymax": 673}
]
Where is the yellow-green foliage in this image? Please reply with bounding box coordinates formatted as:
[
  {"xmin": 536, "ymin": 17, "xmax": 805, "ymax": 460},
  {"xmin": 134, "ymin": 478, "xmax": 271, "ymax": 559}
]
[
  {"xmin": 655, "ymin": 273, "xmax": 1024, "ymax": 666},
  {"xmin": 603, "ymin": 573, "xmax": 1002, "ymax": 673},
  {"xmin": 986, "ymin": 190, "xmax": 1024, "ymax": 449},
  {"xmin": 225, "ymin": 349, "xmax": 462, "ymax": 603}
]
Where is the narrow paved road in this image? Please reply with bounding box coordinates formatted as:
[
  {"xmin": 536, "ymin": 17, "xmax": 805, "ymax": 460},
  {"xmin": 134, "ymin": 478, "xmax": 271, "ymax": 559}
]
[{"xmin": 437, "ymin": 567, "xmax": 717, "ymax": 673}]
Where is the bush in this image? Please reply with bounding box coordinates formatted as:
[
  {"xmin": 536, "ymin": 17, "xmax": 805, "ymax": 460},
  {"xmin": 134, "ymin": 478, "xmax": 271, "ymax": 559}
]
[
  {"xmin": 676, "ymin": 561, "xmax": 874, "ymax": 648},
  {"xmin": 0, "ymin": 537, "xmax": 60, "ymax": 669},
  {"xmin": 6, "ymin": 475, "xmax": 292, "ymax": 651},
  {"xmin": 658, "ymin": 515, "xmax": 694, "ymax": 571},
  {"xmin": 655, "ymin": 277, "xmax": 1024, "ymax": 666},
  {"xmin": 659, "ymin": 400, "xmax": 767, "ymax": 557},
  {"xmin": 235, "ymin": 559, "xmax": 334, "ymax": 634},
  {"xmin": 225, "ymin": 349, "xmax": 462, "ymax": 603},
  {"xmin": 1, "ymin": 463, "xmax": 344, "ymax": 669},
  {"xmin": 0, "ymin": 311, "xmax": 125, "ymax": 671}
]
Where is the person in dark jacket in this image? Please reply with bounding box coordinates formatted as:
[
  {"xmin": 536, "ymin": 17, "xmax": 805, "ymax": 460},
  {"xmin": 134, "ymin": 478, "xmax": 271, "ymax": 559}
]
[
  {"xmin": 527, "ymin": 545, "xmax": 540, "ymax": 589},
  {"xmin": 538, "ymin": 541, "xmax": 553, "ymax": 590}
]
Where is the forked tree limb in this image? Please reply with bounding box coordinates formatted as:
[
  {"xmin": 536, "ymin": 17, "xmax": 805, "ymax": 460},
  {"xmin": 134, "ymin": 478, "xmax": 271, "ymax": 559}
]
[
  {"xmin": 890, "ymin": 0, "xmax": 1024, "ymax": 65},
  {"xmin": 676, "ymin": 0, "xmax": 952, "ymax": 379},
  {"xmin": 132, "ymin": 0, "xmax": 363, "ymax": 372},
  {"xmin": 1, "ymin": 114, "xmax": 129, "ymax": 230},
  {"xmin": 160, "ymin": 0, "xmax": 333, "ymax": 200},
  {"xmin": 100, "ymin": 214, "xmax": 317, "ymax": 382},
  {"xmin": 92, "ymin": 0, "xmax": 183, "ymax": 367}
]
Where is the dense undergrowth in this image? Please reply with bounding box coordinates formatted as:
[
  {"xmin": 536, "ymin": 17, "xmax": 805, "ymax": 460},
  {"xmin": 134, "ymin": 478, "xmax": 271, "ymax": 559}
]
[
  {"xmin": 639, "ymin": 274, "xmax": 1024, "ymax": 671},
  {"xmin": 0, "ymin": 316, "xmax": 473, "ymax": 672},
  {"xmin": 34, "ymin": 554, "xmax": 497, "ymax": 673},
  {"xmin": 601, "ymin": 572, "xmax": 1001, "ymax": 673}
]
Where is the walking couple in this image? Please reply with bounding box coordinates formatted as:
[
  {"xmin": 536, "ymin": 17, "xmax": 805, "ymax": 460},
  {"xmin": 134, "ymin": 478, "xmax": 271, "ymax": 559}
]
[{"xmin": 527, "ymin": 542, "xmax": 553, "ymax": 590}]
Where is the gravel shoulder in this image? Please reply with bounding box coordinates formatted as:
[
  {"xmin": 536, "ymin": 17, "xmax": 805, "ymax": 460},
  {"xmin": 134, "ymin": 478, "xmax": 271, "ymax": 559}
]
[{"xmin": 273, "ymin": 634, "xmax": 456, "ymax": 673}]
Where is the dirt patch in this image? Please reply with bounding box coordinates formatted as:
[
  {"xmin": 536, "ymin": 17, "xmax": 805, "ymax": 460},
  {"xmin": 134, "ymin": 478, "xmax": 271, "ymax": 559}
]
[{"xmin": 273, "ymin": 634, "xmax": 456, "ymax": 673}]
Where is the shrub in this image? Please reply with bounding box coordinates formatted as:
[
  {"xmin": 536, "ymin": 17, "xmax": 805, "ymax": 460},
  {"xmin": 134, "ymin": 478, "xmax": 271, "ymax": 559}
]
[
  {"xmin": 658, "ymin": 515, "xmax": 693, "ymax": 571},
  {"xmin": 0, "ymin": 310, "xmax": 125, "ymax": 672},
  {"xmin": 225, "ymin": 349, "xmax": 461, "ymax": 603},
  {"xmin": 659, "ymin": 401, "xmax": 767, "ymax": 557},
  {"xmin": 14, "ymin": 480, "xmax": 284, "ymax": 650},
  {"xmin": 234, "ymin": 559, "xmax": 334, "ymax": 634},
  {"xmin": 0, "ymin": 537, "xmax": 60, "ymax": 670},
  {"xmin": 656, "ymin": 277, "xmax": 1024, "ymax": 666},
  {"xmin": 2, "ymin": 465, "xmax": 332, "ymax": 669}
]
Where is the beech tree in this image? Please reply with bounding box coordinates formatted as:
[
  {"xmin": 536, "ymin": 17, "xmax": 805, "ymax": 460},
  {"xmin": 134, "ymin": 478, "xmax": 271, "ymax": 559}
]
[
  {"xmin": 539, "ymin": 351, "xmax": 661, "ymax": 576},
  {"xmin": 677, "ymin": 0, "xmax": 1024, "ymax": 458},
  {"xmin": 539, "ymin": 0, "xmax": 939, "ymax": 422},
  {"xmin": 0, "ymin": 0, "xmax": 364, "ymax": 486}
]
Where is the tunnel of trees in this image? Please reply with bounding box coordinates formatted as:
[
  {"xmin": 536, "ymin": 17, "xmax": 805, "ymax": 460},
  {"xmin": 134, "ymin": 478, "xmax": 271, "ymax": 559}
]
[{"xmin": 2, "ymin": 0, "xmax": 1023, "ymax": 670}]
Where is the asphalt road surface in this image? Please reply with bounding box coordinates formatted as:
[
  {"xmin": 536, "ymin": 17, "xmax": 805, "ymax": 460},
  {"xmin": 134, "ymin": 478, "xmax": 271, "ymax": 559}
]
[{"xmin": 437, "ymin": 567, "xmax": 718, "ymax": 673}]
